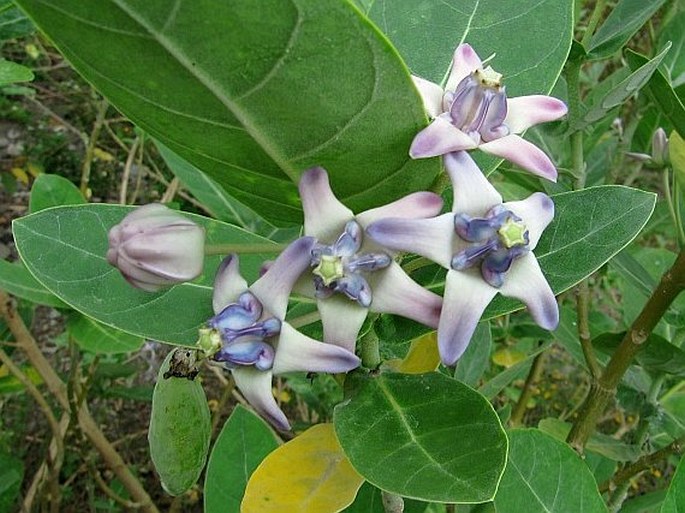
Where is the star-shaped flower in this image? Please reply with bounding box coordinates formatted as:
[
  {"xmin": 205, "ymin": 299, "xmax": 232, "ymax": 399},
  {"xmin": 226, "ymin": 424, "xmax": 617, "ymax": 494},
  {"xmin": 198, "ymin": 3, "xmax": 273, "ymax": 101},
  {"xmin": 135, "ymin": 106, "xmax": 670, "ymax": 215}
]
[
  {"xmin": 410, "ymin": 44, "xmax": 568, "ymax": 181},
  {"xmin": 297, "ymin": 167, "xmax": 444, "ymax": 353},
  {"xmin": 203, "ymin": 237, "xmax": 360, "ymax": 431},
  {"xmin": 367, "ymin": 152, "xmax": 559, "ymax": 365}
]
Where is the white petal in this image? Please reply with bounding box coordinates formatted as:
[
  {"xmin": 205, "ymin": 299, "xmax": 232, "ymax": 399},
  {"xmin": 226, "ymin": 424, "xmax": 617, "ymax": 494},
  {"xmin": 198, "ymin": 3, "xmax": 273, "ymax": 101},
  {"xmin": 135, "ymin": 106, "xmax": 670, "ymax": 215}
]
[
  {"xmin": 298, "ymin": 167, "xmax": 353, "ymax": 242},
  {"xmin": 412, "ymin": 75, "xmax": 446, "ymax": 118},
  {"xmin": 444, "ymin": 151, "xmax": 502, "ymax": 216},
  {"xmin": 409, "ymin": 115, "xmax": 477, "ymax": 159},
  {"xmin": 250, "ymin": 237, "xmax": 315, "ymax": 319},
  {"xmin": 317, "ymin": 297, "xmax": 367, "ymax": 353},
  {"xmin": 504, "ymin": 192, "xmax": 554, "ymax": 250},
  {"xmin": 505, "ymin": 95, "xmax": 568, "ymax": 133},
  {"xmin": 356, "ymin": 192, "xmax": 444, "ymax": 228},
  {"xmin": 480, "ymin": 135, "xmax": 558, "ymax": 182},
  {"xmin": 500, "ymin": 253, "xmax": 559, "ymax": 330},
  {"xmin": 366, "ymin": 213, "xmax": 454, "ymax": 269},
  {"xmin": 273, "ymin": 322, "xmax": 361, "ymax": 374},
  {"xmin": 213, "ymin": 255, "xmax": 248, "ymax": 314},
  {"xmin": 231, "ymin": 367, "xmax": 289, "ymax": 432},
  {"xmin": 445, "ymin": 43, "xmax": 482, "ymax": 92},
  {"xmin": 438, "ymin": 270, "xmax": 497, "ymax": 366},
  {"xmin": 369, "ymin": 261, "xmax": 442, "ymax": 328}
]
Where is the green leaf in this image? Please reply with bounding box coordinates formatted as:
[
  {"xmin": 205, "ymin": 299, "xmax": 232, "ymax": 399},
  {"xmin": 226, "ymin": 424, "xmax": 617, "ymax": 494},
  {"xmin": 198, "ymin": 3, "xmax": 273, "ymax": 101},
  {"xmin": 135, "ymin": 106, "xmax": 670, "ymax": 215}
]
[
  {"xmin": 28, "ymin": 174, "xmax": 84, "ymax": 213},
  {"xmin": 204, "ymin": 405, "xmax": 280, "ymax": 513},
  {"xmin": 0, "ymin": 259, "xmax": 66, "ymax": 308},
  {"xmin": 622, "ymin": 490, "xmax": 666, "ymax": 513},
  {"xmin": 13, "ymin": 204, "xmax": 277, "ymax": 346},
  {"xmin": 454, "ymin": 321, "xmax": 491, "ymax": 387},
  {"xmin": 0, "ymin": 4, "xmax": 33, "ymax": 40},
  {"xmin": 626, "ymin": 48, "xmax": 685, "ymax": 138},
  {"xmin": 155, "ymin": 141, "xmax": 276, "ymax": 236},
  {"xmin": 149, "ymin": 350, "xmax": 211, "ymax": 496},
  {"xmin": 493, "ymin": 429, "xmax": 608, "ymax": 513},
  {"xmin": 0, "ymin": 449, "xmax": 23, "ymax": 513},
  {"xmin": 0, "ymin": 364, "xmax": 42, "ymax": 395},
  {"xmin": 67, "ymin": 313, "xmax": 144, "ymax": 354},
  {"xmin": 0, "ymin": 58, "xmax": 33, "ymax": 86},
  {"xmin": 361, "ymin": 0, "xmax": 573, "ymax": 96},
  {"xmin": 661, "ymin": 453, "xmax": 685, "ymax": 512},
  {"xmin": 588, "ymin": 0, "xmax": 666, "ymax": 59},
  {"xmin": 659, "ymin": 11, "xmax": 685, "ymax": 88},
  {"xmin": 575, "ymin": 44, "xmax": 671, "ymax": 131},
  {"xmin": 478, "ymin": 342, "xmax": 552, "ymax": 400},
  {"xmin": 486, "ymin": 185, "xmax": 657, "ymax": 319},
  {"xmin": 334, "ymin": 371, "xmax": 507, "ymax": 503},
  {"xmin": 593, "ymin": 332, "xmax": 685, "ymax": 376},
  {"xmin": 15, "ymin": 0, "xmax": 438, "ymax": 226}
]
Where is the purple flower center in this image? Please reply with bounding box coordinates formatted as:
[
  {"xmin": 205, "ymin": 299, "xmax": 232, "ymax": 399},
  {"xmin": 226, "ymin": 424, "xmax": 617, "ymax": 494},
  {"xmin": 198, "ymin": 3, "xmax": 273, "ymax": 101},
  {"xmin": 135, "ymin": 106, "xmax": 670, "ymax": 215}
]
[
  {"xmin": 208, "ymin": 291, "xmax": 280, "ymax": 371},
  {"xmin": 447, "ymin": 66, "xmax": 510, "ymax": 145},
  {"xmin": 311, "ymin": 220, "xmax": 391, "ymax": 308},
  {"xmin": 451, "ymin": 205, "xmax": 530, "ymax": 288}
]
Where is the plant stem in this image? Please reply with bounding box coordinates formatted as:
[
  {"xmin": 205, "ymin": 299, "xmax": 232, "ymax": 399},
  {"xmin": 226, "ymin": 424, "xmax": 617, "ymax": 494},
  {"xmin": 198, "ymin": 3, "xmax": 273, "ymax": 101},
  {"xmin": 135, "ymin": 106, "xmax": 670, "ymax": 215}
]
[
  {"xmin": 664, "ymin": 170, "xmax": 685, "ymax": 246},
  {"xmin": 0, "ymin": 291, "xmax": 159, "ymax": 513},
  {"xmin": 204, "ymin": 243, "xmax": 287, "ymax": 255},
  {"xmin": 80, "ymin": 97, "xmax": 109, "ymax": 198},
  {"xmin": 576, "ymin": 280, "xmax": 602, "ymax": 378},
  {"xmin": 567, "ymin": 249, "xmax": 685, "ymax": 450},
  {"xmin": 580, "ymin": 0, "xmax": 607, "ymax": 49},
  {"xmin": 510, "ymin": 348, "xmax": 547, "ymax": 426}
]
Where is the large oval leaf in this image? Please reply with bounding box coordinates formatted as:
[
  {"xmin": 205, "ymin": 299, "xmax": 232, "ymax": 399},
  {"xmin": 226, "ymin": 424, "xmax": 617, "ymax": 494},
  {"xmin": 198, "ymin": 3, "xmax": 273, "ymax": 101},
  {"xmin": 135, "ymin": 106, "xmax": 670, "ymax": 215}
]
[
  {"xmin": 15, "ymin": 0, "xmax": 438, "ymax": 226},
  {"xmin": 12, "ymin": 204, "xmax": 276, "ymax": 346},
  {"xmin": 67, "ymin": 313, "xmax": 143, "ymax": 354},
  {"xmin": 494, "ymin": 429, "xmax": 607, "ymax": 513},
  {"xmin": 204, "ymin": 405, "xmax": 280, "ymax": 513},
  {"xmin": 661, "ymin": 452, "xmax": 685, "ymax": 512},
  {"xmin": 242, "ymin": 423, "xmax": 364, "ymax": 513},
  {"xmin": 334, "ymin": 371, "xmax": 507, "ymax": 503},
  {"xmin": 358, "ymin": 0, "xmax": 573, "ymax": 96},
  {"xmin": 149, "ymin": 351, "xmax": 211, "ymax": 496}
]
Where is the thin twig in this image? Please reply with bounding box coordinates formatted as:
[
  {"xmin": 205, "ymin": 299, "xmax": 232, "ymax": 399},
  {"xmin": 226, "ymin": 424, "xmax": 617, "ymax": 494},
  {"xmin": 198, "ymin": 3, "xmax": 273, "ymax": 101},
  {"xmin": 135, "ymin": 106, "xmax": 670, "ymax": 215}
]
[
  {"xmin": 81, "ymin": 97, "xmax": 109, "ymax": 197},
  {"xmin": 510, "ymin": 348, "xmax": 547, "ymax": 426},
  {"xmin": 576, "ymin": 281, "xmax": 602, "ymax": 378},
  {"xmin": 119, "ymin": 136, "xmax": 141, "ymax": 205}
]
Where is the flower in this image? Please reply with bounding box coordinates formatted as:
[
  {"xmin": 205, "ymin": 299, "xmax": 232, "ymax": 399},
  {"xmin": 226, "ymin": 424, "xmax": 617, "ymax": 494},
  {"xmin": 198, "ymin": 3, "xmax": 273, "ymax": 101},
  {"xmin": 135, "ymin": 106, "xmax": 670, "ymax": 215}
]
[
  {"xmin": 296, "ymin": 167, "xmax": 444, "ymax": 353},
  {"xmin": 202, "ymin": 237, "xmax": 360, "ymax": 431},
  {"xmin": 107, "ymin": 203, "xmax": 205, "ymax": 291},
  {"xmin": 410, "ymin": 44, "xmax": 568, "ymax": 181},
  {"xmin": 367, "ymin": 152, "xmax": 559, "ymax": 365}
]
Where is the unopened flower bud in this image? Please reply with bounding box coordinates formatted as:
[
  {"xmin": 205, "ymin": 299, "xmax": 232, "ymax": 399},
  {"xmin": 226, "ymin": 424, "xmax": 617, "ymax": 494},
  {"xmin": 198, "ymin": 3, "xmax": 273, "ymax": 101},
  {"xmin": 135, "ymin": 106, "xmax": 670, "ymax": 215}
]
[
  {"xmin": 651, "ymin": 128, "xmax": 669, "ymax": 168},
  {"xmin": 107, "ymin": 203, "xmax": 205, "ymax": 291}
]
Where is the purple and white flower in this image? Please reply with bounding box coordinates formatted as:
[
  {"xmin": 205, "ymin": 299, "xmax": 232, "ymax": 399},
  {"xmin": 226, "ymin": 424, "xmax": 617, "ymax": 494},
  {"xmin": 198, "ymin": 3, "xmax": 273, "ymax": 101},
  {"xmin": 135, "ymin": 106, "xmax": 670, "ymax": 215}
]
[
  {"xmin": 204, "ymin": 237, "xmax": 360, "ymax": 431},
  {"xmin": 410, "ymin": 44, "xmax": 567, "ymax": 182},
  {"xmin": 367, "ymin": 152, "xmax": 559, "ymax": 365},
  {"xmin": 297, "ymin": 167, "xmax": 444, "ymax": 353}
]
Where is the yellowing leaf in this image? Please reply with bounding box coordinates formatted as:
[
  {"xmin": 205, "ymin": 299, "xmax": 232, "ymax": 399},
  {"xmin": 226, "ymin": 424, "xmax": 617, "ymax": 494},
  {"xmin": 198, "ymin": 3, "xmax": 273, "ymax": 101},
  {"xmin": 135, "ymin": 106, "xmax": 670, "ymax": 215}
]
[
  {"xmin": 242, "ymin": 424, "xmax": 363, "ymax": 513},
  {"xmin": 670, "ymin": 130, "xmax": 685, "ymax": 190},
  {"xmin": 397, "ymin": 331, "xmax": 440, "ymax": 374},
  {"xmin": 11, "ymin": 167, "xmax": 29, "ymax": 184},
  {"xmin": 93, "ymin": 147, "xmax": 115, "ymax": 162},
  {"xmin": 492, "ymin": 347, "xmax": 526, "ymax": 368},
  {"xmin": 27, "ymin": 162, "xmax": 42, "ymax": 178}
]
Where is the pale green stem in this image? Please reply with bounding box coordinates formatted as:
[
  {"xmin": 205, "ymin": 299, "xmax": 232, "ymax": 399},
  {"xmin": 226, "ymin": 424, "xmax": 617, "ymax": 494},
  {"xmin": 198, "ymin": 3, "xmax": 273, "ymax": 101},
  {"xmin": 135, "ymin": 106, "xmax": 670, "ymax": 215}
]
[
  {"xmin": 580, "ymin": 0, "xmax": 607, "ymax": 49},
  {"xmin": 204, "ymin": 243, "xmax": 287, "ymax": 255}
]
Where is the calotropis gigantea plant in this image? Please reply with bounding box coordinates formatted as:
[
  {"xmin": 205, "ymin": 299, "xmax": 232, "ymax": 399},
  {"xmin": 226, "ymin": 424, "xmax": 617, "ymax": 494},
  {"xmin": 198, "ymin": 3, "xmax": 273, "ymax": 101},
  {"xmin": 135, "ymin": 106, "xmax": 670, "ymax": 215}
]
[{"xmin": 6, "ymin": 1, "xmax": 682, "ymax": 512}]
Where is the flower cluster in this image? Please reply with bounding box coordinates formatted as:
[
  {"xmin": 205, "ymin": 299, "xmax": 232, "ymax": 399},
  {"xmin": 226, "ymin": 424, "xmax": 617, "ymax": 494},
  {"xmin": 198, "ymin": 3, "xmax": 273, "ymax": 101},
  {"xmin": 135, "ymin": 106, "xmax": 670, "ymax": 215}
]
[{"xmin": 107, "ymin": 44, "xmax": 566, "ymax": 430}]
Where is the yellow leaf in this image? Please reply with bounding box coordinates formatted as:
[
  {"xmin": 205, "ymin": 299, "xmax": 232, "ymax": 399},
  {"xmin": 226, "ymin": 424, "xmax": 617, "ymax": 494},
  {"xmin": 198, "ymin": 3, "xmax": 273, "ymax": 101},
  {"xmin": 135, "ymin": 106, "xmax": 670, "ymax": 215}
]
[
  {"xmin": 242, "ymin": 424, "xmax": 363, "ymax": 513},
  {"xmin": 26, "ymin": 161, "xmax": 42, "ymax": 178},
  {"xmin": 669, "ymin": 130, "xmax": 685, "ymax": 190},
  {"xmin": 396, "ymin": 331, "xmax": 440, "ymax": 374},
  {"xmin": 93, "ymin": 147, "xmax": 115, "ymax": 162},
  {"xmin": 10, "ymin": 167, "xmax": 29, "ymax": 184},
  {"xmin": 492, "ymin": 347, "xmax": 526, "ymax": 368},
  {"xmin": 25, "ymin": 43, "xmax": 40, "ymax": 59}
]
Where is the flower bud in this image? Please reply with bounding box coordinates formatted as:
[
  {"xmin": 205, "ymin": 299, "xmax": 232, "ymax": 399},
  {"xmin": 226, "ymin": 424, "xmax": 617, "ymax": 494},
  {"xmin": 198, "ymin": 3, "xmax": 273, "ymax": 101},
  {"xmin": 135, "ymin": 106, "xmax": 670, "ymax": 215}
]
[
  {"xmin": 651, "ymin": 128, "xmax": 669, "ymax": 168},
  {"xmin": 107, "ymin": 203, "xmax": 205, "ymax": 291}
]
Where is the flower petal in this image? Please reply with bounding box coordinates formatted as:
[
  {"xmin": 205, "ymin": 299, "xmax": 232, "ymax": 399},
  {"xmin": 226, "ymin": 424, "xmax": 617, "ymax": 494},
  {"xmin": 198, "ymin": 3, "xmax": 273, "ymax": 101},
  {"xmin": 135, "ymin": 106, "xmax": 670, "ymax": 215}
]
[
  {"xmin": 505, "ymin": 95, "xmax": 568, "ymax": 133},
  {"xmin": 299, "ymin": 167, "xmax": 354, "ymax": 242},
  {"xmin": 316, "ymin": 296, "xmax": 367, "ymax": 353},
  {"xmin": 369, "ymin": 262, "xmax": 442, "ymax": 328},
  {"xmin": 412, "ymin": 76, "xmax": 445, "ymax": 118},
  {"xmin": 500, "ymin": 253, "xmax": 559, "ymax": 330},
  {"xmin": 366, "ymin": 213, "xmax": 455, "ymax": 269},
  {"xmin": 444, "ymin": 151, "xmax": 502, "ymax": 216},
  {"xmin": 213, "ymin": 255, "xmax": 248, "ymax": 314},
  {"xmin": 273, "ymin": 322, "xmax": 361, "ymax": 374},
  {"xmin": 250, "ymin": 237, "xmax": 316, "ymax": 319},
  {"xmin": 231, "ymin": 367, "xmax": 289, "ymax": 431},
  {"xmin": 409, "ymin": 115, "xmax": 477, "ymax": 159},
  {"xmin": 480, "ymin": 134, "xmax": 558, "ymax": 182},
  {"xmin": 504, "ymin": 192, "xmax": 554, "ymax": 250},
  {"xmin": 445, "ymin": 43, "xmax": 483, "ymax": 92},
  {"xmin": 356, "ymin": 192, "xmax": 444, "ymax": 227},
  {"xmin": 438, "ymin": 269, "xmax": 497, "ymax": 365}
]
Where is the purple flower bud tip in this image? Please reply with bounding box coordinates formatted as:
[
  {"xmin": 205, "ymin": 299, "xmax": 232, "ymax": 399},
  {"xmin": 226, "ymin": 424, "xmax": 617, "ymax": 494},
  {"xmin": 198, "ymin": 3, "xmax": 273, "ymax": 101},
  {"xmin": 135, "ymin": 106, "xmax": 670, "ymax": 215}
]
[{"xmin": 107, "ymin": 203, "xmax": 205, "ymax": 292}]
